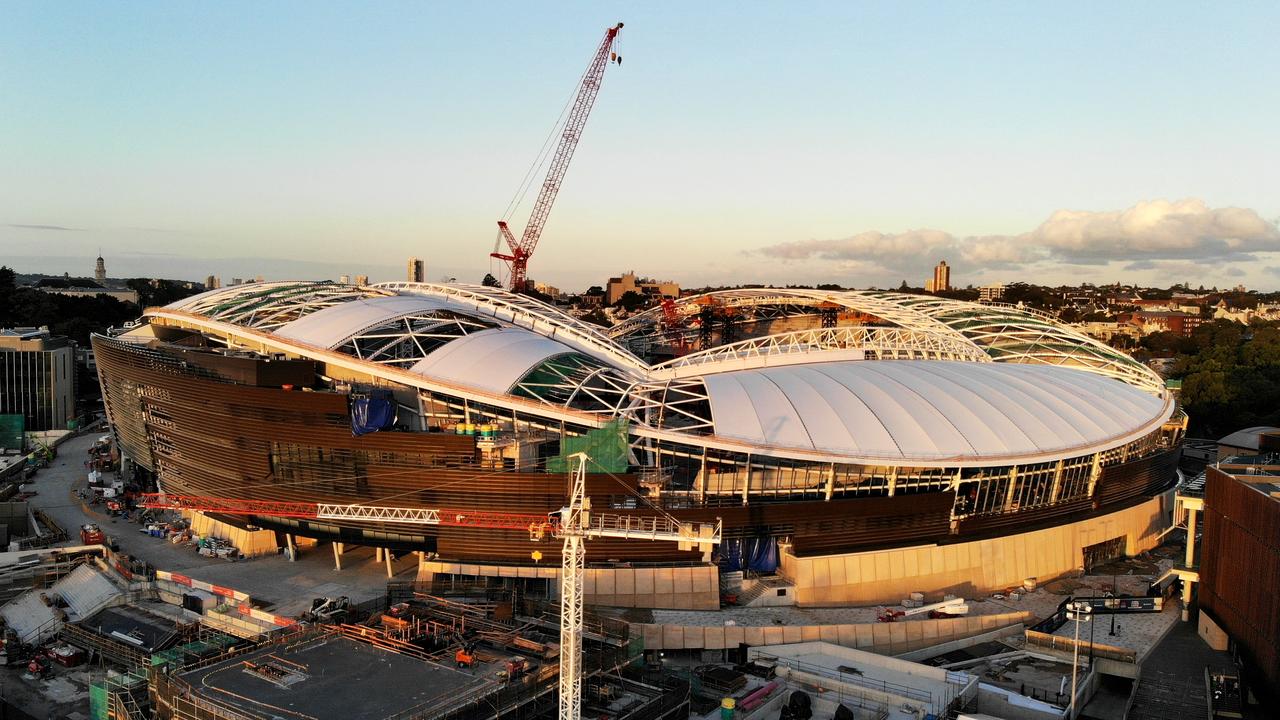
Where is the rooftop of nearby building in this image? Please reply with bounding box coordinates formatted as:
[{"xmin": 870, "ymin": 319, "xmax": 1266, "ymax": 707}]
[
  {"xmin": 1213, "ymin": 453, "xmax": 1280, "ymax": 499},
  {"xmin": 0, "ymin": 326, "xmax": 73, "ymax": 350}
]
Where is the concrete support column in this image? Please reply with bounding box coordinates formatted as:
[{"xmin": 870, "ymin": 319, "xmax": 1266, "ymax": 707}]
[
  {"xmin": 285, "ymin": 533, "xmax": 296, "ymax": 562},
  {"xmin": 1184, "ymin": 508, "xmax": 1197, "ymax": 569},
  {"xmin": 1181, "ymin": 574, "xmax": 1194, "ymax": 622},
  {"xmin": 741, "ymin": 455, "xmax": 752, "ymax": 506},
  {"xmin": 823, "ymin": 463, "xmax": 836, "ymax": 501},
  {"xmin": 384, "ymin": 549, "xmax": 394, "ymax": 578},
  {"xmin": 374, "ymin": 547, "xmax": 382, "ymax": 562},
  {"xmin": 696, "ymin": 449, "xmax": 707, "ymax": 505},
  {"xmin": 1003, "ymin": 466, "xmax": 1020, "ymax": 510},
  {"xmin": 1086, "ymin": 453, "xmax": 1103, "ymax": 498},
  {"xmin": 1049, "ymin": 460, "xmax": 1065, "ymax": 504},
  {"xmin": 332, "ymin": 542, "xmax": 344, "ymax": 571}
]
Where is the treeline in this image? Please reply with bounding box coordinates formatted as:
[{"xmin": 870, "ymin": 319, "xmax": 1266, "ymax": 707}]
[
  {"xmin": 1168, "ymin": 319, "xmax": 1280, "ymax": 437},
  {"xmin": 0, "ymin": 266, "xmax": 200, "ymax": 345}
]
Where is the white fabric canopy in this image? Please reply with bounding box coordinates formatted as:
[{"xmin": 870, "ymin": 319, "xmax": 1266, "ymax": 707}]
[
  {"xmin": 274, "ymin": 295, "xmax": 452, "ymax": 349},
  {"xmin": 407, "ymin": 327, "xmax": 573, "ymax": 394},
  {"xmin": 701, "ymin": 360, "xmax": 1168, "ymax": 462}
]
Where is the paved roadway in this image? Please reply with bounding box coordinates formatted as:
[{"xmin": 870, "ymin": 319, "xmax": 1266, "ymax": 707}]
[{"xmin": 24, "ymin": 432, "xmax": 416, "ymax": 616}]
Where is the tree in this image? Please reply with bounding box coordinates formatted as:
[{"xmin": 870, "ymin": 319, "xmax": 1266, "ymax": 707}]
[
  {"xmin": 614, "ymin": 290, "xmax": 647, "ymax": 311},
  {"xmin": 580, "ymin": 308, "xmax": 610, "ymax": 327},
  {"xmin": 481, "ymin": 273, "xmax": 501, "ymax": 288}
]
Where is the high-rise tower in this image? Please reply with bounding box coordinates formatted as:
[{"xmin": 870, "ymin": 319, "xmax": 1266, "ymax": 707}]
[
  {"xmin": 94, "ymin": 253, "xmax": 107, "ymax": 285},
  {"xmin": 407, "ymin": 257, "xmax": 425, "ymax": 283},
  {"xmin": 930, "ymin": 260, "xmax": 950, "ymax": 293}
]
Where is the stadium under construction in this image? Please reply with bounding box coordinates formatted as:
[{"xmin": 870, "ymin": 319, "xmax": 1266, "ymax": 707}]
[{"xmin": 92, "ymin": 282, "xmax": 1186, "ymax": 612}]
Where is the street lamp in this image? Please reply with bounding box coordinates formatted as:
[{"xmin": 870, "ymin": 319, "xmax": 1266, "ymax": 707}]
[
  {"xmin": 1109, "ymin": 574, "xmax": 1118, "ymax": 636},
  {"xmin": 1067, "ymin": 600, "xmax": 1093, "ymax": 717}
]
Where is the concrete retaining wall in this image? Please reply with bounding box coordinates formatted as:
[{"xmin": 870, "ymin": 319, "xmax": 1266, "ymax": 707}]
[
  {"xmin": 783, "ymin": 493, "xmax": 1173, "ymax": 606},
  {"xmin": 636, "ymin": 610, "xmax": 1030, "ymax": 655},
  {"xmin": 419, "ymin": 559, "xmax": 720, "ymax": 610}
]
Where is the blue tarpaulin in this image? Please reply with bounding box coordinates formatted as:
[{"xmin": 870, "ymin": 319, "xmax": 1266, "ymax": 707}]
[
  {"xmin": 350, "ymin": 390, "xmax": 397, "ymax": 436},
  {"xmin": 720, "ymin": 537, "xmax": 778, "ymax": 573}
]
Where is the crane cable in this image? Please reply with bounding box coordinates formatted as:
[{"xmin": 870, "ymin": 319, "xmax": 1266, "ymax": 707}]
[{"xmin": 497, "ymin": 53, "xmax": 586, "ymax": 224}]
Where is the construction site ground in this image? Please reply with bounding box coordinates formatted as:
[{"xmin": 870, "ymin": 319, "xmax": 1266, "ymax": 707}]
[
  {"xmin": 23, "ymin": 432, "xmax": 416, "ymax": 617},
  {"xmin": 181, "ymin": 635, "xmax": 492, "ymax": 720},
  {"xmin": 0, "ymin": 662, "xmax": 95, "ymax": 720}
]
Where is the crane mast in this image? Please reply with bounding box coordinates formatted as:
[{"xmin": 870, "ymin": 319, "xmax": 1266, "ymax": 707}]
[
  {"xmin": 141, "ymin": 450, "xmax": 720, "ymax": 720},
  {"xmin": 492, "ymin": 22, "xmax": 623, "ymax": 292}
]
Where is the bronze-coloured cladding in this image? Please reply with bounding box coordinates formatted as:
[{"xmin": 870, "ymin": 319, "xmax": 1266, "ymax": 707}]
[
  {"xmin": 1093, "ymin": 448, "xmax": 1181, "ymax": 507},
  {"xmin": 93, "ymin": 334, "xmax": 703, "ymax": 562},
  {"xmin": 94, "ymin": 333, "xmax": 1178, "ymax": 564},
  {"xmin": 1199, "ymin": 465, "xmax": 1280, "ymax": 690}
]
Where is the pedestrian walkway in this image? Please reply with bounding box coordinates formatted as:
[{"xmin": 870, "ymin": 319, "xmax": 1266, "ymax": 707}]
[{"xmin": 1127, "ymin": 609, "xmax": 1235, "ymax": 720}]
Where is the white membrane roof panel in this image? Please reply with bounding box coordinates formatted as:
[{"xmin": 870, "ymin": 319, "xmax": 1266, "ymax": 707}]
[
  {"xmin": 702, "ymin": 360, "xmax": 1168, "ymax": 462},
  {"xmin": 274, "ymin": 295, "xmax": 452, "ymax": 349},
  {"xmin": 407, "ymin": 327, "xmax": 574, "ymax": 395}
]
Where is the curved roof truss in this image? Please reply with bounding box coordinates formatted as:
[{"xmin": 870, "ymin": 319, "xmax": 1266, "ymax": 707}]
[
  {"xmin": 608, "ymin": 287, "xmax": 1163, "ymax": 394},
  {"xmin": 649, "ymin": 326, "xmax": 991, "ymax": 379},
  {"xmin": 374, "ymin": 282, "xmax": 648, "ymax": 372},
  {"xmin": 169, "ymin": 282, "xmax": 384, "ymax": 331}
]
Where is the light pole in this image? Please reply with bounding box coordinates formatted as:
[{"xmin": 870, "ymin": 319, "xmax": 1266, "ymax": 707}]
[
  {"xmin": 1067, "ymin": 600, "xmax": 1092, "ymax": 718},
  {"xmin": 1109, "ymin": 574, "xmax": 1118, "ymax": 636}
]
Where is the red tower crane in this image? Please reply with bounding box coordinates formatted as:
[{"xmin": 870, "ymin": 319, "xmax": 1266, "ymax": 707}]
[{"xmin": 491, "ymin": 22, "xmax": 623, "ymax": 293}]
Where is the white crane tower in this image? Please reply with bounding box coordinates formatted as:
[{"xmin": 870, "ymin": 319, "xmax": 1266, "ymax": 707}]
[{"xmin": 555, "ymin": 453, "xmax": 720, "ymax": 720}]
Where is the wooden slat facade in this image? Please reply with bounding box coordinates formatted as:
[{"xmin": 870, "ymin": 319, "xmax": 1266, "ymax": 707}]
[
  {"xmin": 93, "ymin": 335, "xmax": 1180, "ymax": 566},
  {"xmin": 1199, "ymin": 466, "xmax": 1280, "ymax": 690}
]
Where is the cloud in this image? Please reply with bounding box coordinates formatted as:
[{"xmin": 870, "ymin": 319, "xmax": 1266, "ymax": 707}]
[
  {"xmin": 7, "ymin": 223, "xmax": 82, "ymax": 231},
  {"xmin": 761, "ymin": 229, "xmax": 954, "ymax": 265},
  {"xmin": 756, "ymin": 199, "xmax": 1280, "ymax": 278},
  {"xmin": 1028, "ymin": 199, "xmax": 1280, "ymax": 262}
]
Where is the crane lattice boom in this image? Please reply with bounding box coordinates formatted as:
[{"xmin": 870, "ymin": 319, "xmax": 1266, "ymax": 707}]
[
  {"xmin": 141, "ymin": 454, "xmax": 720, "ymax": 720},
  {"xmin": 492, "ymin": 22, "xmax": 623, "ymax": 292}
]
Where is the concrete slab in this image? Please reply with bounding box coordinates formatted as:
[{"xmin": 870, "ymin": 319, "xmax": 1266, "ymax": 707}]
[{"xmin": 181, "ymin": 635, "xmax": 493, "ymax": 720}]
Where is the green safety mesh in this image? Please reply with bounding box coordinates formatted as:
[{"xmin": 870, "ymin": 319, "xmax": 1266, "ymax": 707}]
[
  {"xmin": 88, "ymin": 684, "xmax": 109, "ymax": 720},
  {"xmin": 548, "ymin": 419, "xmax": 629, "ymax": 473},
  {"xmin": 0, "ymin": 415, "xmax": 22, "ymax": 451}
]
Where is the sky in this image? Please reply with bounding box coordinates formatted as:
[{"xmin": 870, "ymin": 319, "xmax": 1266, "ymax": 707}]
[{"xmin": 2, "ymin": 2, "xmax": 1278, "ymax": 291}]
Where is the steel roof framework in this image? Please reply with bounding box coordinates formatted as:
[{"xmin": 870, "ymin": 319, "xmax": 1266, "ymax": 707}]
[
  {"xmin": 172, "ymin": 282, "xmax": 382, "ymax": 331},
  {"xmin": 144, "ymin": 282, "xmax": 1175, "ymax": 466},
  {"xmin": 607, "ymin": 287, "xmax": 1163, "ymax": 393},
  {"xmin": 649, "ymin": 326, "xmax": 992, "ymax": 379},
  {"xmin": 337, "ymin": 312, "xmax": 497, "ymax": 368}
]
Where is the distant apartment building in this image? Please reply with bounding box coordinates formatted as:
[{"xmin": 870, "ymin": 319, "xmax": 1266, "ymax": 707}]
[
  {"xmin": 231, "ymin": 278, "xmax": 243, "ymax": 286},
  {"xmin": 355, "ymin": 274, "xmax": 369, "ymax": 286},
  {"xmin": 605, "ymin": 271, "xmax": 680, "ymax": 305},
  {"xmin": 533, "ymin": 281, "xmax": 561, "ymax": 299},
  {"xmin": 339, "ymin": 274, "xmax": 351, "ymax": 285},
  {"xmin": 205, "ymin": 275, "xmax": 221, "ymax": 290},
  {"xmin": 0, "ymin": 327, "xmax": 76, "ymax": 431},
  {"xmin": 924, "ymin": 260, "xmax": 950, "ymax": 293},
  {"xmin": 978, "ymin": 283, "xmax": 1004, "ymax": 302},
  {"xmin": 407, "ymin": 257, "xmax": 426, "ymax": 283},
  {"xmin": 1122, "ymin": 310, "xmax": 1205, "ymax": 336},
  {"xmin": 1076, "ymin": 321, "xmax": 1141, "ymax": 344}
]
